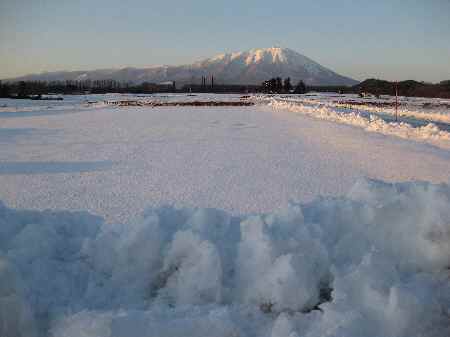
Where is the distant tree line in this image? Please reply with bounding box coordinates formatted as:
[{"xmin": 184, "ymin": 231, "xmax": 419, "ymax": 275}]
[
  {"xmin": 261, "ymin": 77, "xmax": 307, "ymax": 94},
  {"xmin": 1, "ymin": 78, "xmax": 450, "ymax": 99},
  {"xmin": 0, "ymin": 80, "xmax": 177, "ymax": 98},
  {"xmin": 181, "ymin": 83, "xmax": 260, "ymax": 93},
  {"xmin": 352, "ymin": 79, "xmax": 450, "ymax": 99},
  {"xmin": 260, "ymin": 78, "xmax": 450, "ymax": 98}
]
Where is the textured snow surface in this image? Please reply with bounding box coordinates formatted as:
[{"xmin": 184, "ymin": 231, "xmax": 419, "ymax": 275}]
[
  {"xmin": 272, "ymin": 93, "xmax": 450, "ymax": 124},
  {"xmin": 1, "ymin": 94, "xmax": 450, "ymax": 225},
  {"xmin": 1, "ymin": 94, "xmax": 450, "ymax": 336},
  {"xmin": 265, "ymin": 97, "xmax": 450, "ymax": 149},
  {"xmin": 1, "ymin": 179, "xmax": 450, "ymax": 337}
]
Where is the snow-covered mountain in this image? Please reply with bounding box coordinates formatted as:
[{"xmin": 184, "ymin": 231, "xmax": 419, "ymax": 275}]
[
  {"xmin": 190, "ymin": 47, "xmax": 357, "ymax": 86},
  {"xmin": 5, "ymin": 47, "xmax": 357, "ymax": 86}
]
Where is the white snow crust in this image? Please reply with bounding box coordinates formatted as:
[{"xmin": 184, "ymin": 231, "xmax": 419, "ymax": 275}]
[
  {"xmin": 1, "ymin": 94, "xmax": 450, "ymax": 336},
  {"xmin": 1, "ymin": 178, "xmax": 450, "ymax": 337},
  {"xmin": 265, "ymin": 96, "xmax": 450, "ymax": 149},
  {"xmin": 273, "ymin": 93, "xmax": 450, "ymax": 125},
  {"xmin": 2, "ymin": 94, "xmax": 450, "ymax": 225}
]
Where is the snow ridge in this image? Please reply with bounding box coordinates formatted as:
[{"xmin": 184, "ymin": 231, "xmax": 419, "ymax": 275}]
[
  {"xmin": 265, "ymin": 97, "xmax": 450, "ymax": 149},
  {"xmin": 1, "ymin": 178, "xmax": 450, "ymax": 337}
]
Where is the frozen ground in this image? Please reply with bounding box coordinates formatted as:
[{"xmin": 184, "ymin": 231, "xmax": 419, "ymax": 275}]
[
  {"xmin": 1, "ymin": 94, "xmax": 450, "ymax": 224},
  {"xmin": 1, "ymin": 94, "xmax": 450, "ymax": 336}
]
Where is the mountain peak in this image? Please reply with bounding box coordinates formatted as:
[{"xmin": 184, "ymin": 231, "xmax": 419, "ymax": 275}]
[
  {"xmin": 205, "ymin": 47, "xmax": 297, "ymax": 66},
  {"xmin": 195, "ymin": 47, "xmax": 356, "ymax": 85},
  {"xmin": 246, "ymin": 47, "xmax": 290, "ymax": 64}
]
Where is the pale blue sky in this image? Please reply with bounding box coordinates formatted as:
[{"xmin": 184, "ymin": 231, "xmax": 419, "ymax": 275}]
[{"xmin": 1, "ymin": 0, "xmax": 449, "ymax": 82}]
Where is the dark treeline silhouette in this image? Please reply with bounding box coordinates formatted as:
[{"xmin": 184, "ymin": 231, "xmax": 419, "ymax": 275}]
[
  {"xmin": 306, "ymin": 85, "xmax": 351, "ymax": 94},
  {"xmin": 294, "ymin": 80, "xmax": 306, "ymax": 94},
  {"xmin": 0, "ymin": 78, "xmax": 263, "ymax": 97},
  {"xmin": 0, "ymin": 80, "xmax": 177, "ymax": 98},
  {"xmin": 352, "ymin": 79, "xmax": 450, "ymax": 98},
  {"xmin": 1, "ymin": 78, "xmax": 450, "ymax": 99},
  {"xmin": 182, "ymin": 84, "xmax": 260, "ymax": 93},
  {"xmin": 280, "ymin": 79, "xmax": 450, "ymax": 98},
  {"xmin": 262, "ymin": 77, "xmax": 285, "ymax": 93},
  {"xmin": 261, "ymin": 77, "xmax": 307, "ymax": 94}
]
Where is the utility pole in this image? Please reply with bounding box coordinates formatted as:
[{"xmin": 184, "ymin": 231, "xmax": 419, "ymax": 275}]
[{"xmin": 394, "ymin": 81, "xmax": 398, "ymax": 122}]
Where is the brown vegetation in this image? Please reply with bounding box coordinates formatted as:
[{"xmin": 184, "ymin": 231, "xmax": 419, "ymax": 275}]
[{"xmin": 106, "ymin": 100, "xmax": 255, "ymax": 107}]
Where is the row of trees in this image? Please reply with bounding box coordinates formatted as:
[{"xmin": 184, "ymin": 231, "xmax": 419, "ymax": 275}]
[
  {"xmin": 353, "ymin": 79, "xmax": 450, "ymax": 99},
  {"xmin": 3, "ymin": 77, "xmax": 450, "ymax": 99},
  {"xmin": 0, "ymin": 80, "xmax": 177, "ymax": 97},
  {"xmin": 0, "ymin": 81, "xmax": 11, "ymax": 98},
  {"xmin": 0, "ymin": 76, "xmax": 310, "ymax": 98},
  {"xmin": 0, "ymin": 78, "xmax": 309, "ymax": 98},
  {"xmin": 0, "ymin": 80, "xmax": 260, "ymax": 97},
  {"xmin": 261, "ymin": 77, "xmax": 307, "ymax": 94}
]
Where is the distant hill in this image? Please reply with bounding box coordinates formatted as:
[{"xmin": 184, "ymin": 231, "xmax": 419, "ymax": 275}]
[
  {"xmin": 3, "ymin": 47, "xmax": 358, "ymax": 86},
  {"xmin": 353, "ymin": 79, "xmax": 450, "ymax": 98}
]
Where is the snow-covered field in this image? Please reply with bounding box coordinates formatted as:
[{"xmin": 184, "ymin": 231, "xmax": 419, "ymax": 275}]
[{"xmin": 1, "ymin": 94, "xmax": 450, "ymax": 337}]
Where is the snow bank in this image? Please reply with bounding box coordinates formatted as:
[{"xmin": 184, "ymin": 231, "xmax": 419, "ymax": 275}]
[
  {"xmin": 1, "ymin": 179, "xmax": 450, "ymax": 337},
  {"xmin": 333, "ymin": 100, "xmax": 450, "ymax": 125},
  {"xmin": 270, "ymin": 94, "xmax": 450, "ymax": 125},
  {"xmin": 266, "ymin": 98, "xmax": 450, "ymax": 149}
]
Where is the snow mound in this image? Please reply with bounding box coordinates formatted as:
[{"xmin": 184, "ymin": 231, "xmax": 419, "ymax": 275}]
[
  {"xmin": 1, "ymin": 179, "xmax": 450, "ymax": 337},
  {"xmin": 275, "ymin": 94, "xmax": 450, "ymax": 125},
  {"xmin": 266, "ymin": 98, "xmax": 450, "ymax": 149}
]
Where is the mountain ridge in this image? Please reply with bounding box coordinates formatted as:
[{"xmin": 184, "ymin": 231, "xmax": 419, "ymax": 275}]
[{"xmin": 3, "ymin": 47, "xmax": 358, "ymax": 86}]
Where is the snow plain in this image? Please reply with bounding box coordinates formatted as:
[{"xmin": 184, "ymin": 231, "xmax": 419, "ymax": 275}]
[
  {"xmin": 1, "ymin": 94, "xmax": 450, "ymax": 337},
  {"xmin": 1, "ymin": 94, "xmax": 450, "ymax": 224}
]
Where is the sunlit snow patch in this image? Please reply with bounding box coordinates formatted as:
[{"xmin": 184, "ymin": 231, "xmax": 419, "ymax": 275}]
[{"xmin": 266, "ymin": 98, "xmax": 450, "ymax": 149}]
